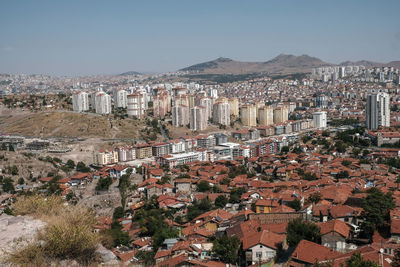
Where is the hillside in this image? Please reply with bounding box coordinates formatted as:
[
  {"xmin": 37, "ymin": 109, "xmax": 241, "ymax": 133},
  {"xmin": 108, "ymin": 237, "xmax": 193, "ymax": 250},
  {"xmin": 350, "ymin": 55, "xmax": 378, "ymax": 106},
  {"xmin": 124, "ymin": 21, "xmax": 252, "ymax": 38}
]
[
  {"xmin": 180, "ymin": 54, "xmax": 400, "ymax": 75},
  {"xmin": 0, "ymin": 109, "xmax": 143, "ymax": 139},
  {"xmin": 118, "ymin": 71, "xmax": 142, "ymax": 76},
  {"xmin": 180, "ymin": 54, "xmax": 330, "ymax": 75}
]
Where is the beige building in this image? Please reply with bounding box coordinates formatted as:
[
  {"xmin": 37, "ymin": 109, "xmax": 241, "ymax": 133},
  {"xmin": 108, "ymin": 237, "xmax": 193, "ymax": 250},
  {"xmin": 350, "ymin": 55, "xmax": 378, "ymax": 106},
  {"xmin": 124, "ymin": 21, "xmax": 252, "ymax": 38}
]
[
  {"xmin": 153, "ymin": 90, "xmax": 171, "ymax": 118},
  {"xmin": 135, "ymin": 144, "xmax": 152, "ymax": 159},
  {"xmin": 174, "ymin": 94, "xmax": 189, "ymax": 107},
  {"xmin": 241, "ymin": 104, "xmax": 257, "ymax": 127},
  {"xmin": 228, "ymin": 98, "xmax": 239, "ymax": 117},
  {"xmin": 258, "ymin": 106, "xmax": 274, "ymax": 126},
  {"xmin": 273, "ymin": 106, "xmax": 289, "ymax": 124},
  {"xmin": 94, "ymin": 149, "xmax": 118, "ymax": 165}
]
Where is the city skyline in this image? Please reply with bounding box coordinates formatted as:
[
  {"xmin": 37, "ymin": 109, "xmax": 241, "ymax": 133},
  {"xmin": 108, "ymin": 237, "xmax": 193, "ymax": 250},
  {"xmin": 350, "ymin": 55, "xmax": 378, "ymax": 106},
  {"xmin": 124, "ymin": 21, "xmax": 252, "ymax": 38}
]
[{"xmin": 1, "ymin": 0, "xmax": 400, "ymax": 76}]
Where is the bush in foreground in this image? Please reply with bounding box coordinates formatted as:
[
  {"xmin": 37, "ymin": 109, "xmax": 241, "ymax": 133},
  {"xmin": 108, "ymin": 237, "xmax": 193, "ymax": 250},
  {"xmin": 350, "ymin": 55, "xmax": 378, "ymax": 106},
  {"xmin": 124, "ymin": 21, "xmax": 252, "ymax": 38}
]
[{"xmin": 9, "ymin": 195, "xmax": 99, "ymax": 265}]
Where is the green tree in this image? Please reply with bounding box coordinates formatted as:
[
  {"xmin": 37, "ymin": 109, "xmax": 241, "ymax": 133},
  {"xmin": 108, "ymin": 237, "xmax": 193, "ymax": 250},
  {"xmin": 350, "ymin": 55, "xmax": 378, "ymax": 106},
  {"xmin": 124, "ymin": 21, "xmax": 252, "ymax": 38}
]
[
  {"xmin": 307, "ymin": 192, "xmax": 322, "ymax": 204},
  {"xmin": 135, "ymin": 251, "xmax": 155, "ymax": 267},
  {"xmin": 66, "ymin": 159, "xmax": 75, "ymax": 169},
  {"xmin": 215, "ymin": 195, "xmax": 228, "ymax": 208},
  {"xmin": 17, "ymin": 177, "xmax": 25, "ymax": 185},
  {"xmin": 95, "ymin": 177, "xmax": 113, "ymax": 191},
  {"xmin": 362, "ymin": 188, "xmax": 395, "ymax": 235},
  {"xmin": 212, "ymin": 235, "xmax": 240, "ymax": 264},
  {"xmin": 393, "ymin": 249, "xmax": 400, "ymax": 267},
  {"xmin": 346, "ymin": 252, "xmax": 379, "ymax": 267},
  {"xmin": 287, "ymin": 199, "xmax": 301, "ymax": 211},
  {"xmin": 2, "ymin": 178, "xmax": 15, "ymax": 193},
  {"xmin": 229, "ymin": 187, "xmax": 247, "ymax": 203},
  {"xmin": 76, "ymin": 161, "xmax": 90, "ymax": 172},
  {"xmin": 113, "ymin": 206, "xmax": 125, "ymax": 220},
  {"xmin": 197, "ymin": 180, "xmax": 211, "ymax": 192},
  {"xmin": 286, "ymin": 218, "xmax": 321, "ymax": 247}
]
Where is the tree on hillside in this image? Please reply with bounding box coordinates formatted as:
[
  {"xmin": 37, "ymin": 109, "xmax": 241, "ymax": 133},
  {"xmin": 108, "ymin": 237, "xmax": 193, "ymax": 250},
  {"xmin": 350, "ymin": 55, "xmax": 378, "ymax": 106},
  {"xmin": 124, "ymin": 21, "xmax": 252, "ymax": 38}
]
[
  {"xmin": 215, "ymin": 195, "xmax": 228, "ymax": 208},
  {"xmin": 197, "ymin": 180, "xmax": 211, "ymax": 192},
  {"xmin": 362, "ymin": 188, "xmax": 395, "ymax": 235},
  {"xmin": 286, "ymin": 218, "xmax": 321, "ymax": 247},
  {"xmin": 213, "ymin": 235, "xmax": 240, "ymax": 264}
]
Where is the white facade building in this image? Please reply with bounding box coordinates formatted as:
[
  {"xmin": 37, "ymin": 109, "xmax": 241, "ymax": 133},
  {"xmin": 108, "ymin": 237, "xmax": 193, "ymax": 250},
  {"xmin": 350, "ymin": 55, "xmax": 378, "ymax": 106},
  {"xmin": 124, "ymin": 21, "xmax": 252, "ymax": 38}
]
[
  {"xmin": 114, "ymin": 89, "xmax": 128, "ymax": 108},
  {"xmin": 95, "ymin": 93, "xmax": 112, "ymax": 115},
  {"xmin": 366, "ymin": 92, "xmax": 390, "ymax": 130},
  {"xmin": 313, "ymin": 111, "xmax": 327, "ymax": 129},
  {"xmin": 72, "ymin": 91, "xmax": 89, "ymax": 112}
]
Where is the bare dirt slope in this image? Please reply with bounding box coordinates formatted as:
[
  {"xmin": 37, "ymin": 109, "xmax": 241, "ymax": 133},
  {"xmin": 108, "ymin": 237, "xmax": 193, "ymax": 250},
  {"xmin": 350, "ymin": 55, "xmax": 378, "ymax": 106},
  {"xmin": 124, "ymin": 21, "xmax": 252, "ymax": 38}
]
[{"xmin": 0, "ymin": 107, "xmax": 142, "ymax": 139}]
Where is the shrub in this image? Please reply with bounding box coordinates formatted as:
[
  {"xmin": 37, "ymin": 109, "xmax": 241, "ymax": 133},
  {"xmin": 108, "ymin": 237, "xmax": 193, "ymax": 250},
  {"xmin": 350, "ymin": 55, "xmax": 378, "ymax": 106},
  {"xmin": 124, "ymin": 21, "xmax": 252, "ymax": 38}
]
[
  {"xmin": 13, "ymin": 195, "xmax": 64, "ymax": 218},
  {"xmin": 10, "ymin": 195, "xmax": 99, "ymax": 264}
]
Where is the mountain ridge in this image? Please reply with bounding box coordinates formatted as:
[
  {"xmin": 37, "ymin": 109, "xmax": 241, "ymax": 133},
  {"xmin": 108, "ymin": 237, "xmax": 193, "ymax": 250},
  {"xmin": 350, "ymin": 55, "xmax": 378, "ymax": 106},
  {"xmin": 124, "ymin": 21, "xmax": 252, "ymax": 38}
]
[{"xmin": 180, "ymin": 54, "xmax": 400, "ymax": 75}]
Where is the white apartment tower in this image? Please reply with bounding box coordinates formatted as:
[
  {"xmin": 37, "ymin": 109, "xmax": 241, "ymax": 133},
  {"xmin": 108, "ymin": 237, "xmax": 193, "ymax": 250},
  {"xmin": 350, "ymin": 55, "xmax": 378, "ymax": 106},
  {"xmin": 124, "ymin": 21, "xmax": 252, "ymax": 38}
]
[
  {"xmin": 190, "ymin": 106, "xmax": 207, "ymax": 131},
  {"xmin": 212, "ymin": 102, "xmax": 230, "ymax": 126},
  {"xmin": 313, "ymin": 111, "xmax": 327, "ymax": 129},
  {"xmin": 172, "ymin": 105, "xmax": 189, "ymax": 127},
  {"xmin": 366, "ymin": 92, "xmax": 390, "ymax": 130},
  {"xmin": 127, "ymin": 92, "xmax": 147, "ymax": 119},
  {"xmin": 95, "ymin": 93, "xmax": 112, "ymax": 115},
  {"xmin": 114, "ymin": 89, "xmax": 128, "ymax": 108},
  {"xmin": 72, "ymin": 91, "xmax": 89, "ymax": 112}
]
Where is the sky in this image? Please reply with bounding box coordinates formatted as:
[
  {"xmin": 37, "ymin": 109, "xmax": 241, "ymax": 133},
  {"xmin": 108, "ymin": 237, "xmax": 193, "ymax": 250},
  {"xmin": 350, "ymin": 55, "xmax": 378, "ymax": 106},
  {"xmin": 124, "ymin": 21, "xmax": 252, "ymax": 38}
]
[{"xmin": 1, "ymin": 0, "xmax": 400, "ymax": 76}]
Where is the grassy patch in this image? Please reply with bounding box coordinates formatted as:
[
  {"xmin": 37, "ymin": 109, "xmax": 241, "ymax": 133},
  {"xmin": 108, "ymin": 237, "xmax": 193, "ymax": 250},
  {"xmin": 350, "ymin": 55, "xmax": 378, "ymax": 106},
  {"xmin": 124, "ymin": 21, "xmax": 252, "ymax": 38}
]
[{"xmin": 9, "ymin": 195, "xmax": 99, "ymax": 265}]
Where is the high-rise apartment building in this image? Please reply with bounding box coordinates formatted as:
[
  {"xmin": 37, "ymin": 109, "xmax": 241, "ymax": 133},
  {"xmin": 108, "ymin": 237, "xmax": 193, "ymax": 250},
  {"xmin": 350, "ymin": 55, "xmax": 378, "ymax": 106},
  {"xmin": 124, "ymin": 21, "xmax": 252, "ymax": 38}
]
[
  {"xmin": 240, "ymin": 104, "xmax": 257, "ymax": 127},
  {"xmin": 273, "ymin": 106, "xmax": 289, "ymax": 124},
  {"xmin": 114, "ymin": 89, "xmax": 127, "ymax": 108},
  {"xmin": 172, "ymin": 105, "xmax": 189, "ymax": 127},
  {"xmin": 95, "ymin": 93, "xmax": 112, "ymax": 115},
  {"xmin": 228, "ymin": 98, "xmax": 239, "ymax": 117},
  {"xmin": 127, "ymin": 92, "xmax": 147, "ymax": 119},
  {"xmin": 366, "ymin": 92, "xmax": 390, "ymax": 130},
  {"xmin": 313, "ymin": 111, "xmax": 327, "ymax": 129},
  {"xmin": 258, "ymin": 106, "xmax": 274, "ymax": 126},
  {"xmin": 72, "ymin": 91, "xmax": 89, "ymax": 112},
  {"xmin": 212, "ymin": 102, "xmax": 230, "ymax": 126},
  {"xmin": 197, "ymin": 97, "xmax": 213, "ymax": 119},
  {"xmin": 190, "ymin": 106, "xmax": 207, "ymax": 131},
  {"xmin": 153, "ymin": 90, "xmax": 171, "ymax": 118}
]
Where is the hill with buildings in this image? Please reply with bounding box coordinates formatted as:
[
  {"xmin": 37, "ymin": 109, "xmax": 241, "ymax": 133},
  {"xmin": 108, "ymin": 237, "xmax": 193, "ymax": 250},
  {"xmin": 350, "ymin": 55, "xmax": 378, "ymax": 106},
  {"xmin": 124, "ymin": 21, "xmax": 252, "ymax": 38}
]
[
  {"xmin": 180, "ymin": 54, "xmax": 330, "ymax": 75},
  {"xmin": 180, "ymin": 54, "xmax": 400, "ymax": 75}
]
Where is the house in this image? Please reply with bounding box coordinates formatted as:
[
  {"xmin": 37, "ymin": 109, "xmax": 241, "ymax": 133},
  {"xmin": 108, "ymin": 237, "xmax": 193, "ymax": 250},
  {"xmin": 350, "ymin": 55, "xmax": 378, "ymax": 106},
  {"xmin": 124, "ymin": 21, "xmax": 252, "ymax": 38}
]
[
  {"xmin": 70, "ymin": 173, "xmax": 91, "ymax": 185},
  {"xmin": 290, "ymin": 240, "xmax": 341, "ymax": 266},
  {"xmin": 391, "ymin": 219, "xmax": 400, "ymax": 240},
  {"xmin": 242, "ymin": 230, "xmax": 286, "ymax": 265},
  {"xmin": 255, "ymin": 199, "xmax": 279, "ymax": 213},
  {"xmin": 317, "ymin": 219, "xmax": 353, "ymax": 252},
  {"xmin": 174, "ymin": 178, "xmax": 191, "ymax": 193}
]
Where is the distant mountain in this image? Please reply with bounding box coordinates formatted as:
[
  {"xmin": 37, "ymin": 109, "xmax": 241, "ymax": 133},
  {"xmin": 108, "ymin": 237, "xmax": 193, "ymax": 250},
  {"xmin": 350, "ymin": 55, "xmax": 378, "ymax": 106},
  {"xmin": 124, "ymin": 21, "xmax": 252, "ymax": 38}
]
[
  {"xmin": 339, "ymin": 60, "xmax": 384, "ymax": 68},
  {"xmin": 118, "ymin": 71, "xmax": 142, "ymax": 76},
  {"xmin": 180, "ymin": 54, "xmax": 330, "ymax": 75}
]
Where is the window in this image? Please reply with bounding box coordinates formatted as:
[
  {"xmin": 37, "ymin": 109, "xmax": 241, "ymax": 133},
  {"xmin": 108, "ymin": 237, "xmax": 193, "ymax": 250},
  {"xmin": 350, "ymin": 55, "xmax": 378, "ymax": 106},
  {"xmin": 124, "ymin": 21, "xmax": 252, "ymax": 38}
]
[{"xmin": 256, "ymin": 252, "xmax": 262, "ymax": 258}]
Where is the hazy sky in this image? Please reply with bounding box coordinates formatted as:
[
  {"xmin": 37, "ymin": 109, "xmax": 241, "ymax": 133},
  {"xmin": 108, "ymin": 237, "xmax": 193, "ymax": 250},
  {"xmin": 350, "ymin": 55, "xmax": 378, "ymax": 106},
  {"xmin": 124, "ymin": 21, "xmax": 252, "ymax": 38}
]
[{"xmin": 1, "ymin": 0, "xmax": 400, "ymax": 76}]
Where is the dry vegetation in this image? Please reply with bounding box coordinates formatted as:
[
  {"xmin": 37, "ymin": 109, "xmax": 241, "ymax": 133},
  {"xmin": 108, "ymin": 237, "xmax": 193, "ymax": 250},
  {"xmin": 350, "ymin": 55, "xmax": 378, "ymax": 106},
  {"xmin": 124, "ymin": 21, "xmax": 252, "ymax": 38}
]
[
  {"xmin": 8, "ymin": 195, "xmax": 100, "ymax": 266},
  {"xmin": 0, "ymin": 110, "xmax": 144, "ymax": 138}
]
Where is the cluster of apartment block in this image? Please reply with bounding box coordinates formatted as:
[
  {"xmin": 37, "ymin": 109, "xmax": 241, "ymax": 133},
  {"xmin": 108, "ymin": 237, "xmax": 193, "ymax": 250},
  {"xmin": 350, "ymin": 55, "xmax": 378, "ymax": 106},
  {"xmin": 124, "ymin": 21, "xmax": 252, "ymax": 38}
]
[
  {"xmin": 72, "ymin": 89, "xmax": 149, "ymax": 117},
  {"xmin": 240, "ymin": 103, "xmax": 291, "ymax": 127}
]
